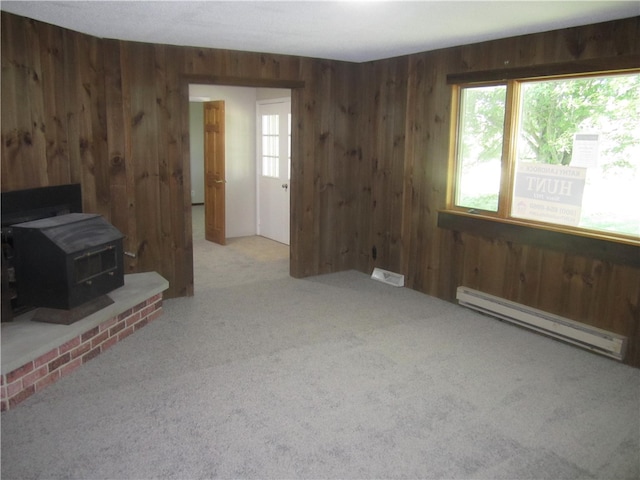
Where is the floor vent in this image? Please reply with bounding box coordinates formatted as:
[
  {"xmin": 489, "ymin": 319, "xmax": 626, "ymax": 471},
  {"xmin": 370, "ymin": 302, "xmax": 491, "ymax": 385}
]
[
  {"xmin": 456, "ymin": 286, "xmax": 627, "ymax": 361},
  {"xmin": 371, "ymin": 268, "xmax": 404, "ymax": 287}
]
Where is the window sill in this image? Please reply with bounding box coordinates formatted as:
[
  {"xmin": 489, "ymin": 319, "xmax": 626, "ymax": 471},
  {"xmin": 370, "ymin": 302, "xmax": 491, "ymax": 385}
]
[{"xmin": 437, "ymin": 210, "xmax": 640, "ymax": 268}]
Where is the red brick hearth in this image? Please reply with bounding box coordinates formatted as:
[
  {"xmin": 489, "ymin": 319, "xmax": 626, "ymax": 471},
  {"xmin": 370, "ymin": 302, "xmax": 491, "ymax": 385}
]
[{"xmin": 1, "ymin": 292, "xmax": 164, "ymax": 411}]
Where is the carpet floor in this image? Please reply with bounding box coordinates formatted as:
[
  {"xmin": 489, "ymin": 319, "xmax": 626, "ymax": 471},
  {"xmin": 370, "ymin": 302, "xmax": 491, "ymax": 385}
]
[{"xmin": 1, "ymin": 211, "xmax": 639, "ymax": 479}]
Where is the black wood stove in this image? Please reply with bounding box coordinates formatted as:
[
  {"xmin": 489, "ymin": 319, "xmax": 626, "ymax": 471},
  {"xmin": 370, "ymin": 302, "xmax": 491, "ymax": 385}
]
[{"xmin": 12, "ymin": 213, "xmax": 125, "ymax": 319}]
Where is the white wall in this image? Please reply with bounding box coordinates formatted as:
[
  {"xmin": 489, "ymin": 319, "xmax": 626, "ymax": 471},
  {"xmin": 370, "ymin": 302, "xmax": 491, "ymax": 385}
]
[
  {"xmin": 189, "ymin": 84, "xmax": 257, "ymax": 238},
  {"xmin": 188, "ymin": 85, "xmax": 290, "ymax": 239},
  {"xmin": 256, "ymin": 88, "xmax": 291, "ymax": 101},
  {"xmin": 189, "ymin": 102, "xmax": 205, "ymax": 204}
]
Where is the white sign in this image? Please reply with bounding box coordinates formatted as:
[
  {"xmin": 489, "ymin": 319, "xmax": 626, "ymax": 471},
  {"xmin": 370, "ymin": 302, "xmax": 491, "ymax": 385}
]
[
  {"xmin": 571, "ymin": 133, "xmax": 599, "ymax": 168},
  {"xmin": 512, "ymin": 163, "xmax": 587, "ymax": 226}
]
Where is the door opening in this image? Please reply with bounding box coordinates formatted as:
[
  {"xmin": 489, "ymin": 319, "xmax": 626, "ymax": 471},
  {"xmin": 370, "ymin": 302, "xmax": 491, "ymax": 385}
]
[{"xmin": 188, "ymin": 84, "xmax": 292, "ymax": 249}]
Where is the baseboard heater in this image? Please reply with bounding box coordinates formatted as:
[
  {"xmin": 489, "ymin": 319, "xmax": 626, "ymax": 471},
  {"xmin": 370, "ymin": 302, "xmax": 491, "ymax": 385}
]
[{"xmin": 456, "ymin": 286, "xmax": 627, "ymax": 361}]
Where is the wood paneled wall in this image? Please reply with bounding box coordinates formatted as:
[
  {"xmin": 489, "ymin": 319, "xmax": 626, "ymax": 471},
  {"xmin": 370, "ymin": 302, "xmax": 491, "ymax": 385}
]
[
  {"xmin": 360, "ymin": 17, "xmax": 640, "ymax": 366},
  {"xmin": 2, "ymin": 11, "xmax": 639, "ymax": 366},
  {"xmin": 1, "ymin": 11, "xmax": 360, "ymax": 299}
]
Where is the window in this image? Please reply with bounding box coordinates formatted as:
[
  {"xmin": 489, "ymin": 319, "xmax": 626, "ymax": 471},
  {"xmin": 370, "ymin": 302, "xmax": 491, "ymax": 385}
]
[
  {"xmin": 261, "ymin": 114, "xmax": 280, "ymax": 178},
  {"xmin": 260, "ymin": 111, "xmax": 291, "ymax": 180},
  {"xmin": 450, "ymin": 71, "xmax": 640, "ymax": 241}
]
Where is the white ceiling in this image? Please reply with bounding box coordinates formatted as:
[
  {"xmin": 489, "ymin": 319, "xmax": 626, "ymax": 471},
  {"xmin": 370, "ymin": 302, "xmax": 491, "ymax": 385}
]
[{"xmin": 2, "ymin": 1, "xmax": 638, "ymax": 63}]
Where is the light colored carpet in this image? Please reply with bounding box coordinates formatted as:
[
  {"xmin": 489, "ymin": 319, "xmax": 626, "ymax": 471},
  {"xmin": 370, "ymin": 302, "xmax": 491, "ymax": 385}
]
[{"xmin": 1, "ymin": 212, "xmax": 639, "ymax": 479}]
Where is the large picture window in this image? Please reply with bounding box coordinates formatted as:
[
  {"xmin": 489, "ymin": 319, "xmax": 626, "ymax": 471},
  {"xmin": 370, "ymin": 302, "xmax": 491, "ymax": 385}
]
[{"xmin": 450, "ymin": 70, "xmax": 640, "ymax": 240}]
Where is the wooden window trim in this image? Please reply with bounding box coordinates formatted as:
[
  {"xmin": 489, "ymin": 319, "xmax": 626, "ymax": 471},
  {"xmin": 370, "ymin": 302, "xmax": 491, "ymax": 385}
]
[
  {"xmin": 447, "ymin": 64, "xmax": 640, "ymax": 248},
  {"xmin": 446, "ymin": 54, "xmax": 639, "ymax": 85}
]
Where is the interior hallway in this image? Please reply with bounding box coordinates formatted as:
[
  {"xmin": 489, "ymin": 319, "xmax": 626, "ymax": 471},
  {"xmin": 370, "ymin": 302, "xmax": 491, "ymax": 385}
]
[{"xmin": 189, "ymin": 204, "xmax": 290, "ymax": 296}]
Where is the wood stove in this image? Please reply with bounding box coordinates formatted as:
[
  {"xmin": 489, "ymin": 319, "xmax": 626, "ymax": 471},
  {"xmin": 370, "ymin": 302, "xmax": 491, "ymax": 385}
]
[
  {"xmin": 1, "ymin": 184, "xmax": 83, "ymax": 320},
  {"xmin": 12, "ymin": 213, "xmax": 124, "ymax": 314}
]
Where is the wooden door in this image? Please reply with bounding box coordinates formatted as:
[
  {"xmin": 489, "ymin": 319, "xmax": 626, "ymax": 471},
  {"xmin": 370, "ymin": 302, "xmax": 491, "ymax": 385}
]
[{"xmin": 204, "ymin": 100, "xmax": 225, "ymax": 245}]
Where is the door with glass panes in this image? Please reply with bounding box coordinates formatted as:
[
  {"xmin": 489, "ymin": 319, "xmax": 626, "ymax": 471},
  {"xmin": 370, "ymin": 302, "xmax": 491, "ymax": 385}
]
[{"xmin": 257, "ymin": 99, "xmax": 290, "ymax": 245}]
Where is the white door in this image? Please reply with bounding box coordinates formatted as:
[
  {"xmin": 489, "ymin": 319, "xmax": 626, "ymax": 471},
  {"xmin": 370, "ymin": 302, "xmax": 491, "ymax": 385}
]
[{"xmin": 257, "ymin": 99, "xmax": 291, "ymax": 245}]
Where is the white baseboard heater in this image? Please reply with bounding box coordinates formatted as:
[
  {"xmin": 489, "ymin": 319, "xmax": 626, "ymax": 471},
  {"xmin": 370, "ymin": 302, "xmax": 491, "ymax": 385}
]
[{"xmin": 456, "ymin": 286, "xmax": 627, "ymax": 361}]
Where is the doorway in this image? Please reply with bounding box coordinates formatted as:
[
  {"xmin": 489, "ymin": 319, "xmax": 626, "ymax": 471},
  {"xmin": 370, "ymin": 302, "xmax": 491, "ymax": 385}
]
[{"xmin": 188, "ymin": 85, "xmax": 291, "ymax": 246}]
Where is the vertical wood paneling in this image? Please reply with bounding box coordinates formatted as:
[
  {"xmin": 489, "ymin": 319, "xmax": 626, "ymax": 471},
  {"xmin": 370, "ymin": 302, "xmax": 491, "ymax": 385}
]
[
  {"xmin": 377, "ymin": 17, "xmax": 640, "ymax": 366},
  {"xmin": 400, "ymin": 56, "xmax": 428, "ymax": 291},
  {"xmin": 103, "ymin": 39, "xmax": 133, "ymax": 269},
  {"xmin": 289, "ymin": 86, "xmax": 304, "ymax": 278},
  {"xmin": 1, "ymin": 11, "xmax": 638, "ymax": 365},
  {"xmin": 353, "ymin": 63, "xmax": 374, "ymax": 273},
  {"xmin": 403, "ymin": 50, "xmax": 453, "ymax": 297},
  {"xmin": 38, "ymin": 21, "xmax": 70, "ymax": 186},
  {"xmin": 292, "ymin": 58, "xmax": 320, "ymax": 277},
  {"xmin": 78, "ymin": 34, "xmax": 108, "ymax": 217},
  {"xmin": 0, "ymin": 12, "xmax": 304, "ymax": 295},
  {"xmin": 358, "ymin": 57, "xmax": 408, "ymax": 276},
  {"xmin": 1, "ymin": 15, "xmax": 48, "ymax": 190},
  {"xmin": 425, "ymin": 50, "xmax": 454, "ymax": 300},
  {"xmin": 154, "ymin": 43, "xmax": 174, "ymax": 293},
  {"xmin": 316, "ymin": 61, "xmax": 335, "ymax": 274},
  {"xmin": 126, "ymin": 42, "xmax": 163, "ymax": 274},
  {"xmin": 477, "ymin": 237, "xmax": 509, "ymax": 297},
  {"xmin": 610, "ymin": 266, "xmax": 640, "ymax": 364},
  {"xmin": 1, "ymin": 13, "xmax": 27, "ymax": 190},
  {"xmin": 21, "ymin": 19, "xmax": 48, "ymax": 188},
  {"xmin": 165, "ymin": 46, "xmax": 193, "ymax": 297},
  {"xmin": 65, "ymin": 32, "xmax": 102, "ymax": 215},
  {"xmin": 119, "ymin": 41, "xmax": 140, "ymax": 275},
  {"xmin": 62, "ymin": 28, "xmax": 109, "ymax": 211},
  {"xmin": 370, "ymin": 59, "xmax": 390, "ymax": 271},
  {"xmin": 378, "ymin": 58, "xmax": 407, "ymax": 274},
  {"xmin": 514, "ymin": 246, "xmax": 544, "ymax": 308},
  {"xmin": 62, "ymin": 28, "xmax": 82, "ymax": 187},
  {"xmin": 330, "ymin": 60, "xmax": 357, "ymax": 272}
]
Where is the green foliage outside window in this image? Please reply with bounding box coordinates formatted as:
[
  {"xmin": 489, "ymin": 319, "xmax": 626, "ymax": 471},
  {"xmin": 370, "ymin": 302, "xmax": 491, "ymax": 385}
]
[{"xmin": 453, "ymin": 71, "xmax": 640, "ymax": 238}]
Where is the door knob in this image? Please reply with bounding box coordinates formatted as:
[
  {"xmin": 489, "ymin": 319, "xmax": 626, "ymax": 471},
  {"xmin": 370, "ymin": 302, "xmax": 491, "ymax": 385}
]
[
  {"xmin": 214, "ymin": 179, "xmax": 225, "ymax": 184},
  {"xmin": 282, "ymin": 183, "xmax": 288, "ymax": 191}
]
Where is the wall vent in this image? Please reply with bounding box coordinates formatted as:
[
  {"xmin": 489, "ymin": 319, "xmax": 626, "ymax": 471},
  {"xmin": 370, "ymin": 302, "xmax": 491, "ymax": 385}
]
[
  {"xmin": 456, "ymin": 286, "xmax": 627, "ymax": 361},
  {"xmin": 371, "ymin": 268, "xmax": 404, "ymax": 287}
]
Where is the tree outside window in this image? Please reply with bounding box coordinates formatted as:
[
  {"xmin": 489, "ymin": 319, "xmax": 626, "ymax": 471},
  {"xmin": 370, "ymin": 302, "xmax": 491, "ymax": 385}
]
[{"xmin": 453, "ymin": 71, "xmax": 640, "ymax": 239}]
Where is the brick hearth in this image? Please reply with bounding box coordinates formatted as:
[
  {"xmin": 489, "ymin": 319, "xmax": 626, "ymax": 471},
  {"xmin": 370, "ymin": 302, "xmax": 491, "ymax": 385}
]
[{"xmin": 1, "ymin": 272, "xmax": 168, "ymax": 411}]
